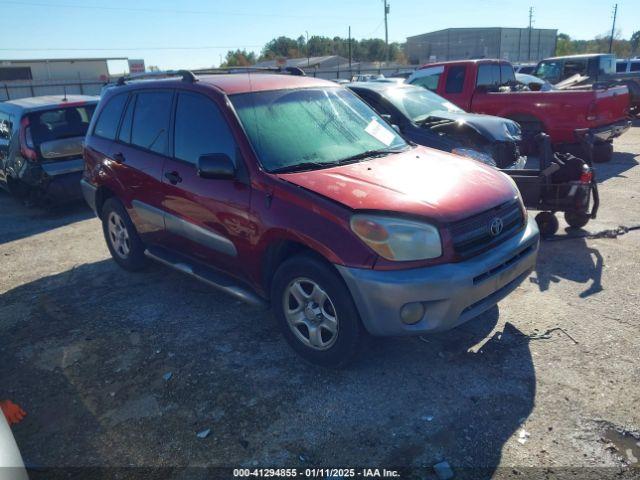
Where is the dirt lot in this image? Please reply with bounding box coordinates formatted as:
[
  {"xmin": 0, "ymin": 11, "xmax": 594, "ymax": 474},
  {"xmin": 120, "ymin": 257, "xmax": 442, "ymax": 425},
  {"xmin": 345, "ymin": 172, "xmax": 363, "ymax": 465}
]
[{"xmin": 1, "ymin": 124, "xmax": 639, "ymax": 479}]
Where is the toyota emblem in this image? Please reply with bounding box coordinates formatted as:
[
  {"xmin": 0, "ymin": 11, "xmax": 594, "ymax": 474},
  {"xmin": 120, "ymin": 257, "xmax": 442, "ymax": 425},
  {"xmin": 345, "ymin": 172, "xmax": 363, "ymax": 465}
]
[{"xmin": 489, "ymin": 217, "xmax": 504, "ymax": 237}]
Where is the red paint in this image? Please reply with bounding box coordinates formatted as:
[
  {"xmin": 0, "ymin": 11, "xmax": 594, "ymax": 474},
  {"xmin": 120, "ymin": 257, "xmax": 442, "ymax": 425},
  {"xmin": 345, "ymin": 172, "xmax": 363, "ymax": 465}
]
[
  {"xmin": 84, "ymin": 75, "xmax": 524, "ymax": 295},
  {"xmin": 422, "ymin": 59, "xmax": 630, "ymax": 145}
]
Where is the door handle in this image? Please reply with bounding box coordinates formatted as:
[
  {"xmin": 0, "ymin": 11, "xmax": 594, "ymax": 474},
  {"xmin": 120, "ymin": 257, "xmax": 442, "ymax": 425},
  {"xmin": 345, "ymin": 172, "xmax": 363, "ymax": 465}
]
[
  {"xmin": 164, "ymin": 171, "xmax": 182, "ymax": 185},
  {"xmin": 113, "ymin": 152, "xmax": 125, "ymax": 164}
]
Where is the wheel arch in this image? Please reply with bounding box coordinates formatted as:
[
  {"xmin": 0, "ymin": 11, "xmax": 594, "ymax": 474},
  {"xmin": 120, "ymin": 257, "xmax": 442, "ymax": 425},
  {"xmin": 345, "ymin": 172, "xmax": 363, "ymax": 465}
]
[
  {"xmin": 94, "ymin": 185, "xmax": 116, "ymax": 219},
  {"xmin": 261, "ymin": 239, "xmax": 339, "ymax": 296}
]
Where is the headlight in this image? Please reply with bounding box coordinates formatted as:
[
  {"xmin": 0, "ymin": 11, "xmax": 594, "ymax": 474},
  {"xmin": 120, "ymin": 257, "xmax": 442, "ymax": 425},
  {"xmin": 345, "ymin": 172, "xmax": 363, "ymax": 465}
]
[
  {"xmin": 451, "ymin": 148, "xmax": 497, "ymax": 167},
  {"xmin": 350, "ymin": 214, "xmax": 442, "ymax": 261}
]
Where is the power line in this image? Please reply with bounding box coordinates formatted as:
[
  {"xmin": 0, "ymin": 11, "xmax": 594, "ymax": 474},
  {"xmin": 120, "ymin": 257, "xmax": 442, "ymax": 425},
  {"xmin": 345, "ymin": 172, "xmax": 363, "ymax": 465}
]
[
  {"xmin": 0, "ymin": 0, "xmax": 378, "ymax": 21},
  {"xmin": 0, "ymin": 45, "xmax": 263, "ymax": 52}
]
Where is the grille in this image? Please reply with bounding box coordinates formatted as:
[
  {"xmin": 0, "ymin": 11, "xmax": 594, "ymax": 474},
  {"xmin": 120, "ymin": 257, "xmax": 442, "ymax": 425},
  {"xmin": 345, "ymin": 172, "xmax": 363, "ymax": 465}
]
[
  {"xmin": 492, "ymin": 141, "xmax": 520, "ymax": 169},
  {"xmin": 449, "ymin": 199, "xmax": 524, "ymax": 259}
]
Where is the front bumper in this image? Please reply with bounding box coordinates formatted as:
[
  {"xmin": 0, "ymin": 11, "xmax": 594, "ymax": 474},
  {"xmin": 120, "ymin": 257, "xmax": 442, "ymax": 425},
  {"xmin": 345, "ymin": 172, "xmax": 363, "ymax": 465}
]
[
  {"xmin": 336, "ymin": 215, "xmax": 540, "ymax": 336},
  {"xmin": 576, "ymin": 120, "xmax": 632, "ymax": 143}
]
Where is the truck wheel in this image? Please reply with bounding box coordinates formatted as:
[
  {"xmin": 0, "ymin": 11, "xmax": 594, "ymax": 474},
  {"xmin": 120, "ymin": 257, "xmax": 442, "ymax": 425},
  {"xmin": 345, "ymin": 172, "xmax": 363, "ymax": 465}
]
[
  {"xmin": 535, "ymin": 211, "xmax": 559, "ymax": 238},
  {"xmin": 592, "ymin": 142, "xmax": 613, "ymax": 163},
  {"xmin": 271, "ymin": 254, "xmax": 363, "ymax": 368},
  {"xmin": 564, "ymin": 212, "xmax": 590, "ymax": 229},
  {"xmin": 101, "ymin": 197, "xmax": 147, "ymax": 271}
]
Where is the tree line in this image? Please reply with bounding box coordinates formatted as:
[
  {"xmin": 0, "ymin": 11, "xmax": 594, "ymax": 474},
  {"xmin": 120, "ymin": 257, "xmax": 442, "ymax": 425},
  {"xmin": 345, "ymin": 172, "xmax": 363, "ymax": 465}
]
[
  {"xmin": 221, "ymin": 35, "xmax": 406, "ymax": 67},
  {"xmin": 220, "ymin": 31, "xmax": 640, "ymax": 68},
  {"xmin": 555, "ymin": 31, "xmax": 640, "ymax": 58}
]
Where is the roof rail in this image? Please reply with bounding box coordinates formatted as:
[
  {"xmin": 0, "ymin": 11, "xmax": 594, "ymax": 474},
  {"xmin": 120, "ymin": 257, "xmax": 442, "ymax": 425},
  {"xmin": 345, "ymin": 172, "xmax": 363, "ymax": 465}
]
[
  {"xmin": 193, "ymin": 66, "xmax": 306, "ymax": 77},
  {"xmin": 115, "ymin": 69, "xmax": 198, "ymax": 86}
]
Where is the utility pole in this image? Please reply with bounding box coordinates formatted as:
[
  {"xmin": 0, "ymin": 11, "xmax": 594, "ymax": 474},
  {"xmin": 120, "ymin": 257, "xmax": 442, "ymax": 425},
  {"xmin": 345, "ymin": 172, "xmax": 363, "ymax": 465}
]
[
  {"xmin": 383, "ymin": 0, "xmax": 389, "ymax": 65},
  {"xmin": 348, "ymin": 26, "xmax": 352, "ymax": 70},
  {"xmin": 527, "ymin": 6, "xmax": 534, "ymax": 62},
  {"xmin": 609, "ymin": 3, "xmax": 618, "ymax": 54},
  {"xmin": 306, "ymin": 30, "xmax": 310, "ymax": 67}
]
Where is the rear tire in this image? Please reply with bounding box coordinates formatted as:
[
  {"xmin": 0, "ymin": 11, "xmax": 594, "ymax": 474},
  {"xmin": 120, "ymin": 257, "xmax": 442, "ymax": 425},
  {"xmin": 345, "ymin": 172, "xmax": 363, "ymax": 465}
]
[
  {"xmin": 564, "ymin": 211, "xmax": 590, "ymax": 229},
  {"xmin": 271, "ymin": 254, "xmax": 363, "ymax": 368},
  {"xmin": 101, "ymin": 197, "xmax": 147, "ymax": 271},
  {"xmin": 535, "ymin": 211, "xmax": 559, "ymax": 238},
  {"xmin": 592, "ymin": 142, "xmax": 613, "ymax": 163}
]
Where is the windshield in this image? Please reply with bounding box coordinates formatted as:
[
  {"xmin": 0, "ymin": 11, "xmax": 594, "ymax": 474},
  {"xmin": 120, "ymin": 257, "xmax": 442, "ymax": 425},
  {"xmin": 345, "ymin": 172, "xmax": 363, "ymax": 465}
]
[
  {"xmin": 385, "ymin": 86, "xmax": 464, "ymax": 122},
  {"xmin": 230, "ymin": 87, "xmax": 407, "ymax": 172}
]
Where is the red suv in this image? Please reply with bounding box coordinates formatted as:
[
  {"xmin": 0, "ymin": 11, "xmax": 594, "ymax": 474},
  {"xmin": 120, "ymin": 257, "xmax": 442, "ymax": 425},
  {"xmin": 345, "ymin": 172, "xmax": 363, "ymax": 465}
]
[{"xmin": 82, "ymin": 71, "xmax": 539, "ymax": 367}]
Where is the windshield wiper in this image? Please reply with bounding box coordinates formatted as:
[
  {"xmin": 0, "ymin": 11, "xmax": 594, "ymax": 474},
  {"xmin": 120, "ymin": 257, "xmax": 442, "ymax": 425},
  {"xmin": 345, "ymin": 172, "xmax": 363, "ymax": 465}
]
[
  {"xmin": 270, "ymin": 146, "xmax": 409, "ymax": 174},
  {"xmin": 335, "ymin": 146, "xmax": 409, "ymax": 164},
  {"xmin": 270, "ymin": 161, "xmax": 337, "ymax": 173}
]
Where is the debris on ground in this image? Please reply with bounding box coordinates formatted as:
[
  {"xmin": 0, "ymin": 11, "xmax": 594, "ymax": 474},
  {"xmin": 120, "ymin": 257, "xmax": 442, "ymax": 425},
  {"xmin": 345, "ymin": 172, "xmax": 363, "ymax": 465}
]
[
  {"xmin": 433, "ymin": 460, "xmax": 454, "ymax": 480},
  {"xmin": 517, "ymin": 428, "xmax": 531, "ymax": 445},
  {"xmin": 163, "ymin": 372, "xmax": 173, "ymax": 381},
  {"xmin": 421, "ymin": 414, "xmax": 434, "ymax": 422},
  {"xmin": 196, "ymin": 429, "xmax": 211, "ymax": 439}
]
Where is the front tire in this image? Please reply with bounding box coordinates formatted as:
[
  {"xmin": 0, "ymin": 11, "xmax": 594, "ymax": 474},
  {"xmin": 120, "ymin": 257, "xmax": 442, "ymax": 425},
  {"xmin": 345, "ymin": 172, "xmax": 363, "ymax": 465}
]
[
  {"xmin": 271, "ymin": 254, "xmax": 363, "ymax": 368},
  {"xmin": 101, "ymin": 197, "xmax": 147, "ymax": 271}
]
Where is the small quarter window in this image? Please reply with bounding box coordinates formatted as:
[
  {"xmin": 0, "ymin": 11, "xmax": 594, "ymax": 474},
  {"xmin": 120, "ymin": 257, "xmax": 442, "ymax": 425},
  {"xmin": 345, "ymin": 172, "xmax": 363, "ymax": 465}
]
[{"xmin": 94, "ymin": 94, "xmax": 127, "ymax": 140}]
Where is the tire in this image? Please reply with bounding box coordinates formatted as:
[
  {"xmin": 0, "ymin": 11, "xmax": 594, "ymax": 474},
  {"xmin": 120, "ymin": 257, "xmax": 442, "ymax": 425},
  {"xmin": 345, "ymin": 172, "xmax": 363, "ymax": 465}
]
[
  {"xmin": 564, "ymin": 211, "xmax": 590, "ymax": 229},
  {"xmin": 271, "ymin": 254, "xmax": 363, "ymax": 368},
  {"xmin": 592, "ymin": 142, "xmax": 613, "ymax": 163},
  {"xmin": 101, "ymin": 197, "xmax": 147, "ymax": 271},
  {"xmin": 535, "ymin": 211, "xmax": 559, "ymax": 238}
]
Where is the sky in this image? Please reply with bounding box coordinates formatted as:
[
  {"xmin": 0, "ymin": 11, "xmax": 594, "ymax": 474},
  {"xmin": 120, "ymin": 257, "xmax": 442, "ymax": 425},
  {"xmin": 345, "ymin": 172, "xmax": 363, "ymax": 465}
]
[{"xmin": 0, "ymin": 0, "xmax": 637, "ymax": 71}]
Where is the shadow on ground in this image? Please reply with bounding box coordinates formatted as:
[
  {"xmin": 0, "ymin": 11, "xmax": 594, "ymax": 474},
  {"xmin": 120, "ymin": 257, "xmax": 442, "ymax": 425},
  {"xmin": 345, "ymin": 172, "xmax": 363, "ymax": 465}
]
[
  {"xmin": 531, "ymin": 235, "xmax": 603, "ymax": 298},
  {"xmin": 593, "ymin": 151, "xmax": 639, "ymax": 182},
  {"xmin": 1, "ymin": 258, "xmax": 536, "ymax": 477},
  {"xmin": 0, "ymin": 190, "xmax": 92, "ymax": 245}
]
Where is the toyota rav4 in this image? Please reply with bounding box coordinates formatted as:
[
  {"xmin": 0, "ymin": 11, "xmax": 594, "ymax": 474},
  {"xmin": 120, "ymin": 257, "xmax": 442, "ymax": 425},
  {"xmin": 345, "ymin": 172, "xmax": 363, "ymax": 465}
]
[{"xmin": 82, "ymin": 71, "xmax": 539, "ymax": 367}]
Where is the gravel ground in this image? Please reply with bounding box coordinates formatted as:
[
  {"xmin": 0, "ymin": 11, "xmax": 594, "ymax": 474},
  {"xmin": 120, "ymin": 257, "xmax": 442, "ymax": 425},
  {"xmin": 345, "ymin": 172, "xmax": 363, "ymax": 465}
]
[{"xmin": 1, "ymin": 123, "xmax": 639, "ymax": 479}]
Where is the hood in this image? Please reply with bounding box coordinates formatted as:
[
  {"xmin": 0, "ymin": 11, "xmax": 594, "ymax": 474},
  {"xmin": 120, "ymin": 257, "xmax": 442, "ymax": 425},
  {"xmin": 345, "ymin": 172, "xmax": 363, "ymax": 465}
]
[
  {"xmin": 277, "ymin": 146, "xmax": 519, "ymax": 223},
  {"xmin": 426, "ymin": 110, "xmax": 522, "ymax": 142}
]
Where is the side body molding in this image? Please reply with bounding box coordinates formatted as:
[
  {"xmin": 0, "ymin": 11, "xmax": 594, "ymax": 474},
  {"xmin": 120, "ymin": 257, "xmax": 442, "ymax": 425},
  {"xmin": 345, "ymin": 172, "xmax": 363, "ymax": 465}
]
[{"xmin": 131, "ymin": 200, "xmax": 238, "ymax": 257}]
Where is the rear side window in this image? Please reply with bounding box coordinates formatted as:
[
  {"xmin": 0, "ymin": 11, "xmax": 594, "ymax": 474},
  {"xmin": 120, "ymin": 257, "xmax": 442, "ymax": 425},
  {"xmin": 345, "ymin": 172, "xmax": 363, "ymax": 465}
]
[
  {"xmin": 174, "ymin": 92, "xmax": 236, "ymax": 165},
  {"xmin": 94, "ymin": 94, "xmax": 127, "ymax": 140},
  {"xmin": 563, "ymin": 59, "xmax": 587, "ymax": 77},
  {"xmin": 131, "ymin": 91, "xmax": 173, "ymax": 155},
  {"xmin": 476, "ymin": 64, "xmax": 500, "ymax": 87},
  {"xmin": 500, "ymin": 64, "xmax": 515, "ymax": 83},
  {"xmin": 616, "ymin": 62, "xmax": 628, "ymax": 73},
  {"xmin": 28, "ymin": 105, "xmax": 96, "ymax": 145},
  {"xmin": 631, "ymin": 62, "xmax": 640, "ymax": 72},
  {"xmin": 445, "ymin": 66, "xmax": 466, "ymax": 93}
]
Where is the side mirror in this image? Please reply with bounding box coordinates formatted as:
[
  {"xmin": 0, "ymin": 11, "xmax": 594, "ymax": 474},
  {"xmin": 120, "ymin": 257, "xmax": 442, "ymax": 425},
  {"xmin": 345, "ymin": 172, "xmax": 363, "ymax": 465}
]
[
  {"xmin": 197, "ymin": 154, "xmax": 235, "ymax": 180},
  {"xmin": 380, "ymin": 114, "xmax": 401, "ymax": 133}
]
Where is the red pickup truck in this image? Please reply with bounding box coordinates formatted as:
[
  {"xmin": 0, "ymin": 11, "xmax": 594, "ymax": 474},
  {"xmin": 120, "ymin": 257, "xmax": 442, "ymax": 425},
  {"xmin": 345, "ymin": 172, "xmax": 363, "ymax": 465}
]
[{"xmin": 407, "ymin": 59, "xmax": 631, "ymax": 162}]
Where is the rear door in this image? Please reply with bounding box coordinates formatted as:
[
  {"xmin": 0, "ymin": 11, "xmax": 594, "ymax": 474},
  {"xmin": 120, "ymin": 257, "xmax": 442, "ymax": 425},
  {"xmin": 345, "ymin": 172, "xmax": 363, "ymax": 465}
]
[
  {"xmin": 160, "ymin": 90, "xmax": 252, "ymax": 277},
  {"xmin": 117, "ymin": 90, "xmax": 175, "ymax": 245}
]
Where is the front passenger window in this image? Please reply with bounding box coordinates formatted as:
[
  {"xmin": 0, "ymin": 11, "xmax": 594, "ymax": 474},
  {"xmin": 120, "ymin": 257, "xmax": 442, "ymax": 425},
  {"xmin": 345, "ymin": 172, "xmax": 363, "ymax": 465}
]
[{"xmin": 174, "ymin": 92, "xmax": 236, "ymax": 165}]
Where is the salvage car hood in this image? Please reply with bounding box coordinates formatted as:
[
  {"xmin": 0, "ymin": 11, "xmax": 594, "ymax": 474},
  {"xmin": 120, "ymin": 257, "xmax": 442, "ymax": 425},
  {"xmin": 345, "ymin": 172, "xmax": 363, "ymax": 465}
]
[
  {"xmin": 277, "ymin": 146, "xmax": 519, "ymax": 223},
  {"xmin": 425, "ymin": 110, "xmax": 522, "ymax": 142}
]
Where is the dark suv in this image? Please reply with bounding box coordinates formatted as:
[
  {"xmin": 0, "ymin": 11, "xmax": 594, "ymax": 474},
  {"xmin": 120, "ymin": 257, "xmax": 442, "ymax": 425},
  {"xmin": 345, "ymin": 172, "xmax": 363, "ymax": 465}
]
[
  {"xmin": 82, "ymin": 71, "xmax": 539, "ymax": 367},
  {"xmin": 0, "ymin": 95, "xmax": 98, "ymax": 202}
]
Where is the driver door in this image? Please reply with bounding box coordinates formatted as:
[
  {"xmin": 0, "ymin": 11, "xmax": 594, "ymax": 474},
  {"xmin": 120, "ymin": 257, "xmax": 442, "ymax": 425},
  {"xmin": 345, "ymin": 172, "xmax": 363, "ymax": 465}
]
[{"xmin": 160, "ymin": 90, "xmax": 253, "ymax": 278}]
